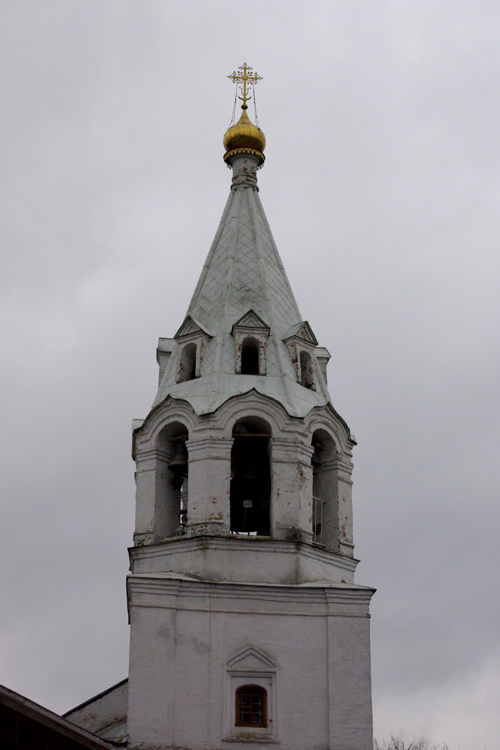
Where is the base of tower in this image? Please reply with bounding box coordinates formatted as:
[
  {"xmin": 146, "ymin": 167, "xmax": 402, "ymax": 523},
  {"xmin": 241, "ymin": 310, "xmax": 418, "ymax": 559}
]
[{"xmin": 126, "ymin": 574, "xmax": 375, "ymax": 750}]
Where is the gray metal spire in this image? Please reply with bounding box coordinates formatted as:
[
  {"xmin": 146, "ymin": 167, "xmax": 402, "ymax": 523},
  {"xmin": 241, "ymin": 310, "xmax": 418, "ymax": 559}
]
[{"xmin": 152, "ymin": 150, "xmax": 333, "ymax": 418}]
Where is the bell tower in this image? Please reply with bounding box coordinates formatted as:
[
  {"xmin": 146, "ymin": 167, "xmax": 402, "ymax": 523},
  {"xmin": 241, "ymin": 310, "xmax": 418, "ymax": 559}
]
[{"xmin": 127, "ymin": 64, "xmax": 375, "ymax": 750}]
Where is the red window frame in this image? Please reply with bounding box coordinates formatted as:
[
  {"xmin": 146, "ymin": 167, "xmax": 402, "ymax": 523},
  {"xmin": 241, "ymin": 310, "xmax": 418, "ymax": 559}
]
[{"xmin": 235, "ymin": 684, "xmax": 268, "ymax": 728}]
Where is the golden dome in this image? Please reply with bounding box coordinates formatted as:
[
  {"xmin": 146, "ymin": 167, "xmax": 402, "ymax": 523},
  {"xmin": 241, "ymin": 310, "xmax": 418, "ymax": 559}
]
[{"xmin": 223, "ymin": 105, "xmax": 266, "ymax": 156}]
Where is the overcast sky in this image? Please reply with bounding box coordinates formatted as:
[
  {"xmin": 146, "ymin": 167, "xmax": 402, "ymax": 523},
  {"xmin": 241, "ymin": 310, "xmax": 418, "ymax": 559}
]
[{"xmin": 1, "ymin": 2, "xmax": 499, "ymax": 748}]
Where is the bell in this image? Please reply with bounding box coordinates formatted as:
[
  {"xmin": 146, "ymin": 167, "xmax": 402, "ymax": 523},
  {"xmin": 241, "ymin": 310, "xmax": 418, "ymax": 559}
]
[
  {"xmin": 238, "ymin": 448, "xmax": 261, "ymax": 481},
  {"xmin": 168, "ymin": 442, "xmax": 188, "ymax": 474},
  {"xmin": 311, "ymin": 443, "xmax": 323, "ymax": 467}
]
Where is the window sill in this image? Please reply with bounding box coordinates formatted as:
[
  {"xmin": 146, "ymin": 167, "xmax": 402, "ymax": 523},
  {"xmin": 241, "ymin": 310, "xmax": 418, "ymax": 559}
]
[{"xmin": 223, "ymin": 738, "xmax": 280, "ymax": 744}]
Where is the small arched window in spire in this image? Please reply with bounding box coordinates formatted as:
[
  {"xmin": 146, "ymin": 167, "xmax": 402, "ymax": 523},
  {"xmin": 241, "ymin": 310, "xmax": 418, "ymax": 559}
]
[
  {"xmin": 177, "ymin": 343, "xmax": 197, "ymax": 383},
  {"xmin": 300, "ymin": 350, "xmax": 315, "ymax": 390},
  {"xmin": 240, "ymin": 337, "xmax": 260, "ymax": 375}
]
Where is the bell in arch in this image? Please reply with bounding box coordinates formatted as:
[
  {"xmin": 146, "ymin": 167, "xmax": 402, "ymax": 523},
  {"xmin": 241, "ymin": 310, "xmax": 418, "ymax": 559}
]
[
  {"xmin": 168, "ymin": 442, "xmax": 188, "ymax": 475},
  {"xmin": 237, "ymin": 444, "xmax": 262, "ymax": 481},
  {"xmin": 311, "ymin": 442, "xmax": 323, "ymax": 468}
]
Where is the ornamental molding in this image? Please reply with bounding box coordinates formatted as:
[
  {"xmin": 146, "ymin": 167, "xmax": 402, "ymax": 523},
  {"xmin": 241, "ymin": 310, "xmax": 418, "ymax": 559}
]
[
  {"xmin": 231, "ymin": 309, "xmax": 270, "ymax": 335},
  {"xmin": 174, "ymin": 315, "xmax": 213, "ymax": 340},
  {"xmin": 283, "ymin": 320, "xmax": 318, "ymax": 347},
  {"xmin": 224, "ymin": 147, "xmax": 265, "ymax": 167},
  {"xmin": 227, "ymin": 644, "xmax": 277, "ymax": 672}
]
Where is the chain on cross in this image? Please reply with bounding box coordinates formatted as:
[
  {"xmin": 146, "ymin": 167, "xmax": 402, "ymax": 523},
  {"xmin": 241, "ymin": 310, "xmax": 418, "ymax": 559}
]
[{"xmin": 227, "ymin": 62, "xmax": 262, "ymax": 106}]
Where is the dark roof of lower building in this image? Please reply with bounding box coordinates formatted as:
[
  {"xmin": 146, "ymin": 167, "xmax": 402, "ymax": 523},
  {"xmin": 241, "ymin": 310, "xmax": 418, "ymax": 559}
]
[{"xmin": 0, "ymin": 684, "xmax": 112, "ymax": 749}]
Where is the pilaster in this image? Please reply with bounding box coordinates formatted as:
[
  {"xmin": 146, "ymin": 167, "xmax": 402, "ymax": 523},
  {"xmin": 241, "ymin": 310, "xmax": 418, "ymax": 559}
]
[
  {"xmin": 271, "ymin": 439, "xmax": 314, "ymax": 542},
  {"xmin": 134, "ymin": 447, "xmax": 180, "ymax": 546},
  {"xmin": 325, "ymin": 588, "xmax": 373, "ymax": 749},
  {"xmin": 335, "ymin": 458, "xmax": 355, "ymax": 557},
  {"xmin": 184, "ymin": 437, "xmax": 233, "ymax": 537}
]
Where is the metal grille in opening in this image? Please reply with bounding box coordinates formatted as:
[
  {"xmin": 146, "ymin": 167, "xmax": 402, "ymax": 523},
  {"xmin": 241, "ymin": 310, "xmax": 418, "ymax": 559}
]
[{"xmin": 313, "ymin": 495, "xmax": 325, "ymax": 545}]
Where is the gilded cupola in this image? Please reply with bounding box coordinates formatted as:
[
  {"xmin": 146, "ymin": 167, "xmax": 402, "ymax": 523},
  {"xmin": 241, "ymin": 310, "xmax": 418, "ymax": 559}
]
[{"xmin": 223, "ymin": 62, "xmax": 266, "ymax": 165}]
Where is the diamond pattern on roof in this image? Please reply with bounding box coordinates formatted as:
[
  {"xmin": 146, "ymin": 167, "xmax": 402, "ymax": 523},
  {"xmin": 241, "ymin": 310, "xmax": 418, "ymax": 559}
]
[
  {"xmin": 201, "ymin": 339, "xmax": 216, "ymax": 375},
  {"xmin": 221, "ymin": 337, "xmax": 235, "ymax": 374},
  {"xmin": 152, "ymin": 182, "xmax": 332, "ymax": 418},
  {"xmin": 264, "ymin": 339, "xmax": 281, "ymax": 377},
  {"xmin": 188, "ymin": 188, "xmax": 301, "ymax": 333}
]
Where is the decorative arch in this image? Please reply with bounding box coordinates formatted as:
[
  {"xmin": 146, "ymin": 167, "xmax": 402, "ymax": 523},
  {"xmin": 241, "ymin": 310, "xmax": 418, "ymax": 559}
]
[
  {"xmin": 214, "ymin": 390, "xmax": 296, "ymax": 439},
  {"xmin": 304, "ymin": 404, "xmax": 354, "ymax": 457},
  {"xmin": 133, "ymin": 396, "xmax": 199, "ymax": 455}
]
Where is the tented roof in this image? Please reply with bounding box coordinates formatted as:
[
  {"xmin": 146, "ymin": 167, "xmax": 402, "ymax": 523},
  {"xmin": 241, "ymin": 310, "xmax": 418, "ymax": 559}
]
[{"xmin": 152, "ymin": 174, "xmax": 333, "ymax": 418}]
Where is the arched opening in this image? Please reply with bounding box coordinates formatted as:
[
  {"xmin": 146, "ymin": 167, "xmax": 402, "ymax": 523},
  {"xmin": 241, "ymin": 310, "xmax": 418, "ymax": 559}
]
[
  {"xmin": 240, "ymin": 337, "xmax": 260, "ymax": 375},
  {"xmin": 230, "ymin": 417, "xmax": 271, "ymax": 535},
  {"xmin": 177, "ymin": 343, "xmax": 197, "ymax": 382},
  {"xmin": 300, "ymin": 350, "xmax": 315, "ymax": 389},
  {"xmin": 235, "ymin": 685, "xmax": 268, "ymax": 728},
  {"xmin": 311, "ymin": 429, "xmax": 338, "ymax": 550},
  {"xmin": 157, "ymin": 422, "xmax": 189, "ymax": 538}
]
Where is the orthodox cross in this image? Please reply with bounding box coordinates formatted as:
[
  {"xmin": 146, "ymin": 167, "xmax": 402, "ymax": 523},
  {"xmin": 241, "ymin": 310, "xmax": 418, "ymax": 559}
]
[{"xmin": 227, "ymin": 62, "xmax": 262, "ymax": 106}]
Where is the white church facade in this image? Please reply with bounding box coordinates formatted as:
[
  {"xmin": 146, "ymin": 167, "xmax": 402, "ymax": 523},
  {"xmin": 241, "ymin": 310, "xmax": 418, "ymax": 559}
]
[{"xmin": 65, "ymin": 64, "xmax": 375, "ymax": 750}]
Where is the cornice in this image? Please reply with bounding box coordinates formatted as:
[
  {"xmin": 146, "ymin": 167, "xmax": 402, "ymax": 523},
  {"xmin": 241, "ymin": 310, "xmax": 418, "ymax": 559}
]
[{"xmin": 127, "ymin": 574, "xmax": 375, "ymax": 615}]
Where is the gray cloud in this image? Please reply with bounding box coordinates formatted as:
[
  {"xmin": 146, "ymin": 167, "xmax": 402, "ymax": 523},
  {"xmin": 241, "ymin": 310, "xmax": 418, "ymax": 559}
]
[{"xmin": 1, "ymin": 2, "xmax": 499, "ymax": 748}]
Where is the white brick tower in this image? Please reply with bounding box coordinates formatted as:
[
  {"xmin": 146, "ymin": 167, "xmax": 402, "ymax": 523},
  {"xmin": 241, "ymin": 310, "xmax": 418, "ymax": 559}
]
[{"xmin": 127, "ymin": 64, "xmax": 374, "ymax": 750}]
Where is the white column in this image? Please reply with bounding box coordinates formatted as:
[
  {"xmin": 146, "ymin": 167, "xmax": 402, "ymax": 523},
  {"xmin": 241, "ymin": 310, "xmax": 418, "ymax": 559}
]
[
  {"xmin": 184, "ymin": 437, "xmax": 233, "ymax": 537},
  {"xmin": 271, "ymin": 439, "xmax": 314, "ymax": 543},
  {"xmin": 134, "ymin": 445, "xmax": 182, "ymax": 545},
  {"xmin": 335, "ymin": 457, "xmax": 354, "ymax": 557}
]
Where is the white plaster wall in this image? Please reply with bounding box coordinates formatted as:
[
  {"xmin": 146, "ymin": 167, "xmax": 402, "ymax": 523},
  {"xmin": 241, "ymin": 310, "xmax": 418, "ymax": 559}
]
[
  {"xmin": 130, "ymin": 537, "xmax": 358, "ymax": 585},
  {"xmin": 128, "ymin": 602, "xmax": 177, "ymax": 748},
  {"xmin": 327, "ymin": 610, "xmax": 374, "ymax": 749},
  {"xmin": 127, "ymin": 577, "xmax": 374, "ymax": 750}
]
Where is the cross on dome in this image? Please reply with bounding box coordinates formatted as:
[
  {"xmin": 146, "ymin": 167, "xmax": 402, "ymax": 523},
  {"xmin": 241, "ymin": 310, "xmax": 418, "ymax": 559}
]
[{"xmin": 227, "ymin": 62, "xmax": 262, "ymax": 108}]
